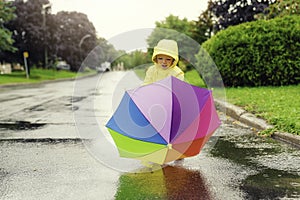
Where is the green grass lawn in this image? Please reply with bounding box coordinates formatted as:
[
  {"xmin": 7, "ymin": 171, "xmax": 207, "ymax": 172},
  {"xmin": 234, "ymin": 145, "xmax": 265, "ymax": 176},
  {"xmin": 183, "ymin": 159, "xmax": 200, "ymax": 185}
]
[
  {"xmin": 184, "ymin": 70, "xmax": 299, "ymax": 135},
  {"xmin": 184, "ymin": 69, "xmax": 207, "ymax": 88},
  {"xmin": 0, "ymin": 68, "xmax": 96, "ymax": 85},
  {"xmin": 224, "ymin": 85, "xmax": 300, "ymax": 135}
]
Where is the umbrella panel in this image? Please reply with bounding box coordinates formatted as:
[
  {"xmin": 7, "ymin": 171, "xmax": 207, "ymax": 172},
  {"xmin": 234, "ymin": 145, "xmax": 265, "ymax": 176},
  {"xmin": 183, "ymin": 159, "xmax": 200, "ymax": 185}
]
[
  {"xmin": 108, "ymin": 128, "xmax": 214, "ymax": 165},
  {"xmin": 106, "ymin": 92, "xmax": 167, "ymax": 145},
  {"xmin": 169, "ymin": 79, "xmax": 211, "ymax": 142},
  {"xmin": 171, "ymin": 94, "xmax": 221, "ymax": 144},
  {"xmin": 127, "ymin": 77, "xmax": 173, "ymax": 143},
  {"xmin": 108, "ymin": 128, "xmax": 166, "ymax": 158}
]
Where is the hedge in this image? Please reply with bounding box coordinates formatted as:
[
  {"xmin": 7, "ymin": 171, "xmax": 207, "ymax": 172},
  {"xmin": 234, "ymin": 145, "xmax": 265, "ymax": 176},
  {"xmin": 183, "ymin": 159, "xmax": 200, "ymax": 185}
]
[{"xmin": 196, "ymin": 15, "xmax": 300, "ymax": 87}]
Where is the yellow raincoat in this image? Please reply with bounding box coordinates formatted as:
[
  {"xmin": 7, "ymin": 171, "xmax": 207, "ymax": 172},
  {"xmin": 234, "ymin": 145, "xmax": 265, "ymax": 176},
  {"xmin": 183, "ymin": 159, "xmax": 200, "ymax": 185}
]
[{"xmin": 143, "ymin": 39, "xmax": 184, "ymax": 85}]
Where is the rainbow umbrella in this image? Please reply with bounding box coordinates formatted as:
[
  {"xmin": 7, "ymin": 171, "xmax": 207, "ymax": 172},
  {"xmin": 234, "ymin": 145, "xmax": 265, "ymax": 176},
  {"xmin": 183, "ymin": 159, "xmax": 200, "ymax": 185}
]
[{"xmin": 106, "ymin": 76, "xmax": 221, "ymax": 165}]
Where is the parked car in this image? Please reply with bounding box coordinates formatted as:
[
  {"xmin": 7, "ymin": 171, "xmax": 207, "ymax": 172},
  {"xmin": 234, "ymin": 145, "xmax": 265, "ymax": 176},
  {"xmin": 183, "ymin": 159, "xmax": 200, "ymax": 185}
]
[
  {"xmin": 96, "ymin": 61, "xmax": 111, "ymax": 73},
  {"xmin": 56, "ymin": 61, "xmax": 70, "ymax": 71}
]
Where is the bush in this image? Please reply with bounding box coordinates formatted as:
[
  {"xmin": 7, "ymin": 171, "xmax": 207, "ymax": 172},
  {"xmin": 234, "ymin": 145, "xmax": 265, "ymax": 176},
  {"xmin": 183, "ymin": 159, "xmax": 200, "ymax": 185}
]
[{"xmin": 196, "ymin": 15, "xmax": 300, "ymax": 87}]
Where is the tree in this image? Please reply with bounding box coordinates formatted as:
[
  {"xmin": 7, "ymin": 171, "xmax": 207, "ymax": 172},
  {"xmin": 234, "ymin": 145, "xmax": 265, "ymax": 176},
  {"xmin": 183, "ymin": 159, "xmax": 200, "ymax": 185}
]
[
  {"xmin": 4, "ymin": 0, "xmax": 51, "ymax": 66},
  {"xmin": 147, "ymin": 15, "xmax": 199, "ymax": 67},
  {"xmin": 53, "ymin": 11, "xmax": 97, "ymax": 71},
  {"xmin": 193, "ymin": 0, "xmax": 215, "ymax": 45},
  {"xmin": 97, "ymin": 37, "xmax": 119, "ymax": 63},
  {"xmin": 210, "ymin": 0, "xmax": 276, "ymax": 31},
  {"xmin": 3, "ymin": 0, "xmax": 98, "ymax": 71},
  {"xmin": 0, "ymin": 0, "xmax": 16, "ymax": 54},
  {"xmin": 263, "ymin": 0, "xmax": 300, "ymax": 19},
  {"xmin": 147, "ymin": 15, "xmax": 195, "ymax": 46},
  {"xmin": 112, "ymin": 50, "xmax": 149, "ymax": 70},
  {"xmin": 82, "ymin": 37, "xmax": 119, "ymax": 70}
]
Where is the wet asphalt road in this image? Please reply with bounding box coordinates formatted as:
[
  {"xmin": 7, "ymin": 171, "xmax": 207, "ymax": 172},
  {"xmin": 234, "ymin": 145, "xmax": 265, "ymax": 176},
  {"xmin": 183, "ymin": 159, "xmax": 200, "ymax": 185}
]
[{"xmin": 0, "ymin": 71, "xmax": 299, "ymax": 200}]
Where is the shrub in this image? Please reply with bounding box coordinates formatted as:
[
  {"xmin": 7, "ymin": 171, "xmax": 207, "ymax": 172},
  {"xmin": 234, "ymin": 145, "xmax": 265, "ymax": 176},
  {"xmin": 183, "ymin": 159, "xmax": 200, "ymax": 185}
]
[{"xmin": 196, "ymin": 15, "xmax": 300, "ymax": 87}]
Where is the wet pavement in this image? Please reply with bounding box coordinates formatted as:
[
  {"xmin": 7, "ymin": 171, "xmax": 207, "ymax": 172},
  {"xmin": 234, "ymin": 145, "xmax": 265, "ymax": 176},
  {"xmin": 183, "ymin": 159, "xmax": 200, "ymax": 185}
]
[
  {"xmin": 0, "ymin": 71, "xmax": 299, "ymax": 200},
  {"xmin": 0, "ymin": 140, "xmax": 119, "ymax": 200},
  {"xmin": 1, "ymin": 119, "xmax": 299, "ymax": 200},
  {"xmin": 209, "ymin": 131, "xmax": 300, "ymax": 200}
]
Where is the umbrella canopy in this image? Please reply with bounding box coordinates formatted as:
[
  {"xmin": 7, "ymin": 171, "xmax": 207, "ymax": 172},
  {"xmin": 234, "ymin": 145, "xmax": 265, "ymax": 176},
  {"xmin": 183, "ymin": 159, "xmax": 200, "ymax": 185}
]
[{"xmin": 106, "ymin": 76, "xmax": 221, "ymax": 165}]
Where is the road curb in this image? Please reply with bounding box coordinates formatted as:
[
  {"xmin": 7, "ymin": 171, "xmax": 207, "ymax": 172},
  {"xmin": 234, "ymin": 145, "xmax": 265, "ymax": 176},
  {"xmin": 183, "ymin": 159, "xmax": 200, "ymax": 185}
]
[
  {"xmin": 272, "ymin": 132, "xmax": 300, "ymax": 148},
  {"xmin": 214, "ymin": 99, "xmax": 300, "ymax": 148}
]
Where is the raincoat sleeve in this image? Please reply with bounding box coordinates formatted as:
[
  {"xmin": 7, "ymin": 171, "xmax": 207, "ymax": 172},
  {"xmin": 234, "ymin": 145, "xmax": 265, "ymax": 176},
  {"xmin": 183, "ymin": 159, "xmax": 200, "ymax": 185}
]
[
  {"xmin": 175, "ymin": 71, "xmax": 184, "ymax": 81},
  {"xmin": 142, "ymin": 66, "xmax": 155, "ymax": 85},
  {"xmin": 172, "ymin": 67, "xmax": 184, "ymax": 81}
]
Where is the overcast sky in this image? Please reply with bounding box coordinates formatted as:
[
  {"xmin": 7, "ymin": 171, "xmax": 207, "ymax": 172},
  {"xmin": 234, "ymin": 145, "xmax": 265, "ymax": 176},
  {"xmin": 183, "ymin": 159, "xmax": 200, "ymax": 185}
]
[{"xmin": 49, "ymin": 0, "xmax": 209, "ymax": 40}]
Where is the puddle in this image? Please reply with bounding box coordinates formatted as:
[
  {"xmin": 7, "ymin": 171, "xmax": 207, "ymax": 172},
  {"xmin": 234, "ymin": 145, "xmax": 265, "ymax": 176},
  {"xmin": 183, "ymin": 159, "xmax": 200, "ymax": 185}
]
[
  {"xmin": 70, "ymin": 96, "xmax": 87, "ymax": 103},
  {"xmin": 210, "ymin": 134, "xmax": 300, "ymax": 199},
  {"xmin": 210, "ymin": 134, "xmax": 281, "ymax": 166},
  {"xmin": 115, "ymin": 165, "xmax": 213, "ymax": 200},
  {"xmin": 27, "ymin": 105, "xmax": 45, "ymax": 111},
  {"xmin": 0, "ymin": 121, "xmax": 46, "ymax": 131},
  {"xmin": 241, "ymin": 168, "xmax": 300, "ymax": 199},
  {"xmin": 0, "ymin": 138, "xmax": 83, "ymax": 144}
]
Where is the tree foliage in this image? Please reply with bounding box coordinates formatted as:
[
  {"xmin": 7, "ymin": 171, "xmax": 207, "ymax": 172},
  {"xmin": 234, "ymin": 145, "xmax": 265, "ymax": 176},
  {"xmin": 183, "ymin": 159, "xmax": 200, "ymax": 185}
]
[
  {"xmin": 210, "ymin": 0, "xmax": 276, "ymax": 31},
  {"xmin": 263, "ymin": 0, "xmax": 300, "ymax": 19},
  {"xmin": 53, "ymin": 11, "xmax": 97, "ymax": 71},
  {"xmin": 147, "ymin": 15, "xmax": 199, "ymax": 67},
  {"xmin": 4, "ymin": 0, "xmax": 51, "ymax": 66},
  {"xmin": 96, "ymin": 37, "xmax": 119, "ymax": 63},
  {"xmin": 82, "ymin": 37, "xmax": 119, "ymax": 70},
  {"xmin": 112, "ymin": 50, "xmax": 149, "ymax": 70},
  {"xmin": 2, "ymin": 0, "xmax": 98, "ymax": 71},
  {"xmin": 192, "ymin": 0, "xmax": 215, "ymax": 45},
  {"xmin": 147, "ymin": 15, "xmax": 195, "ymax": 46},
  {"xmin": 0, "ymin": 0, "xmax": 16, "ymax": 53}
]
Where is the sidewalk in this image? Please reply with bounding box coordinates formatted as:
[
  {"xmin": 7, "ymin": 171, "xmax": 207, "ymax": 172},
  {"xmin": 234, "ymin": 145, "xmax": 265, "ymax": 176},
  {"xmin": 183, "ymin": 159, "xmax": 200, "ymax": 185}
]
[{"xmin": 214, "ymin": 99, "xmax": 300, "ymax": 148}]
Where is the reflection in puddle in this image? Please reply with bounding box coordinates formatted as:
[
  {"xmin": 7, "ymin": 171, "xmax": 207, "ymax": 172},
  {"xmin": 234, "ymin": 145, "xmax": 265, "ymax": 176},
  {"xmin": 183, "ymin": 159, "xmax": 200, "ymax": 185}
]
[
  {"xmin": 210, "ymin": 134, "xmax": 300, "ymax": 199},
  {"xmin": 242, "ymin": 168, "xmax": 300, "ymax": 199},
  {"xmin": 115, "ymin": 165, "xmax": 213, "ymax": 200}
]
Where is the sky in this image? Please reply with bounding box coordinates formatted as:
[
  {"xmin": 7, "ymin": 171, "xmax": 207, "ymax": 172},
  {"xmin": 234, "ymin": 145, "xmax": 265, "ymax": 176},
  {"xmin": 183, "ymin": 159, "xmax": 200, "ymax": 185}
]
[{"xmin": 49, "ymin": 0, "xmax": 209, "ymax": 40}]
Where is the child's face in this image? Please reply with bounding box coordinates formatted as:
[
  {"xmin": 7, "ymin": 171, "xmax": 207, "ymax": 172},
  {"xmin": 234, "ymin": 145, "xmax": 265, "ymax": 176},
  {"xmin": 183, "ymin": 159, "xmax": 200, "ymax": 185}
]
[{"xmin": 156, "ymin": 54, "xmax": 174, "ymax": 69}]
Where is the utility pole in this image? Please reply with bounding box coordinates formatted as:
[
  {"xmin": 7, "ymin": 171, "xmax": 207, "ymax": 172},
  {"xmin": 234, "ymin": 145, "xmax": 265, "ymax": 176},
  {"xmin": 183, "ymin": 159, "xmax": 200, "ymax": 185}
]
[{"xmin": 23, "ymin": 51, "xmax": 29, "ymax": 79}]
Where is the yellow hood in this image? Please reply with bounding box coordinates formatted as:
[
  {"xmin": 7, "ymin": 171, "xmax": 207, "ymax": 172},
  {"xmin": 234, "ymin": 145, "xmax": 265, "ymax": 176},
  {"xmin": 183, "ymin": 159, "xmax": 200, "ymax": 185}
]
[{"xmin": 152, "ymin": 39, "xmax": 179, "ymax": 68}]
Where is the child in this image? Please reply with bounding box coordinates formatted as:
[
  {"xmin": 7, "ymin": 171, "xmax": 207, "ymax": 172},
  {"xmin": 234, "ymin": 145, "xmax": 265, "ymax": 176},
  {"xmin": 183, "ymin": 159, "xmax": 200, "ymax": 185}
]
[
  {"xmin": 143, "ymin": 39, "xmax": 184, "ymax": 85},
  {"xmin": 142, "ymin": 39, "xmax": 184, "ymax": 169}
]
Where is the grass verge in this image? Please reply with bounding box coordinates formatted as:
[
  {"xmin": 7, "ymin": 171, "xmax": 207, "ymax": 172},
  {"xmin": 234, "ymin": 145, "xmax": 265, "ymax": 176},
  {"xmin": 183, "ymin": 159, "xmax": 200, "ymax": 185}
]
[
  {"xmin": 224, "ymin": 85, "xmax": 300, "ymax": 136},
  {"xmin": 183, "ymin": 70, "xmax": 299, "ymax": 136},
  {"xmin": 0, "ymin": 68, "xmax": 96, "ymax": 85}
]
